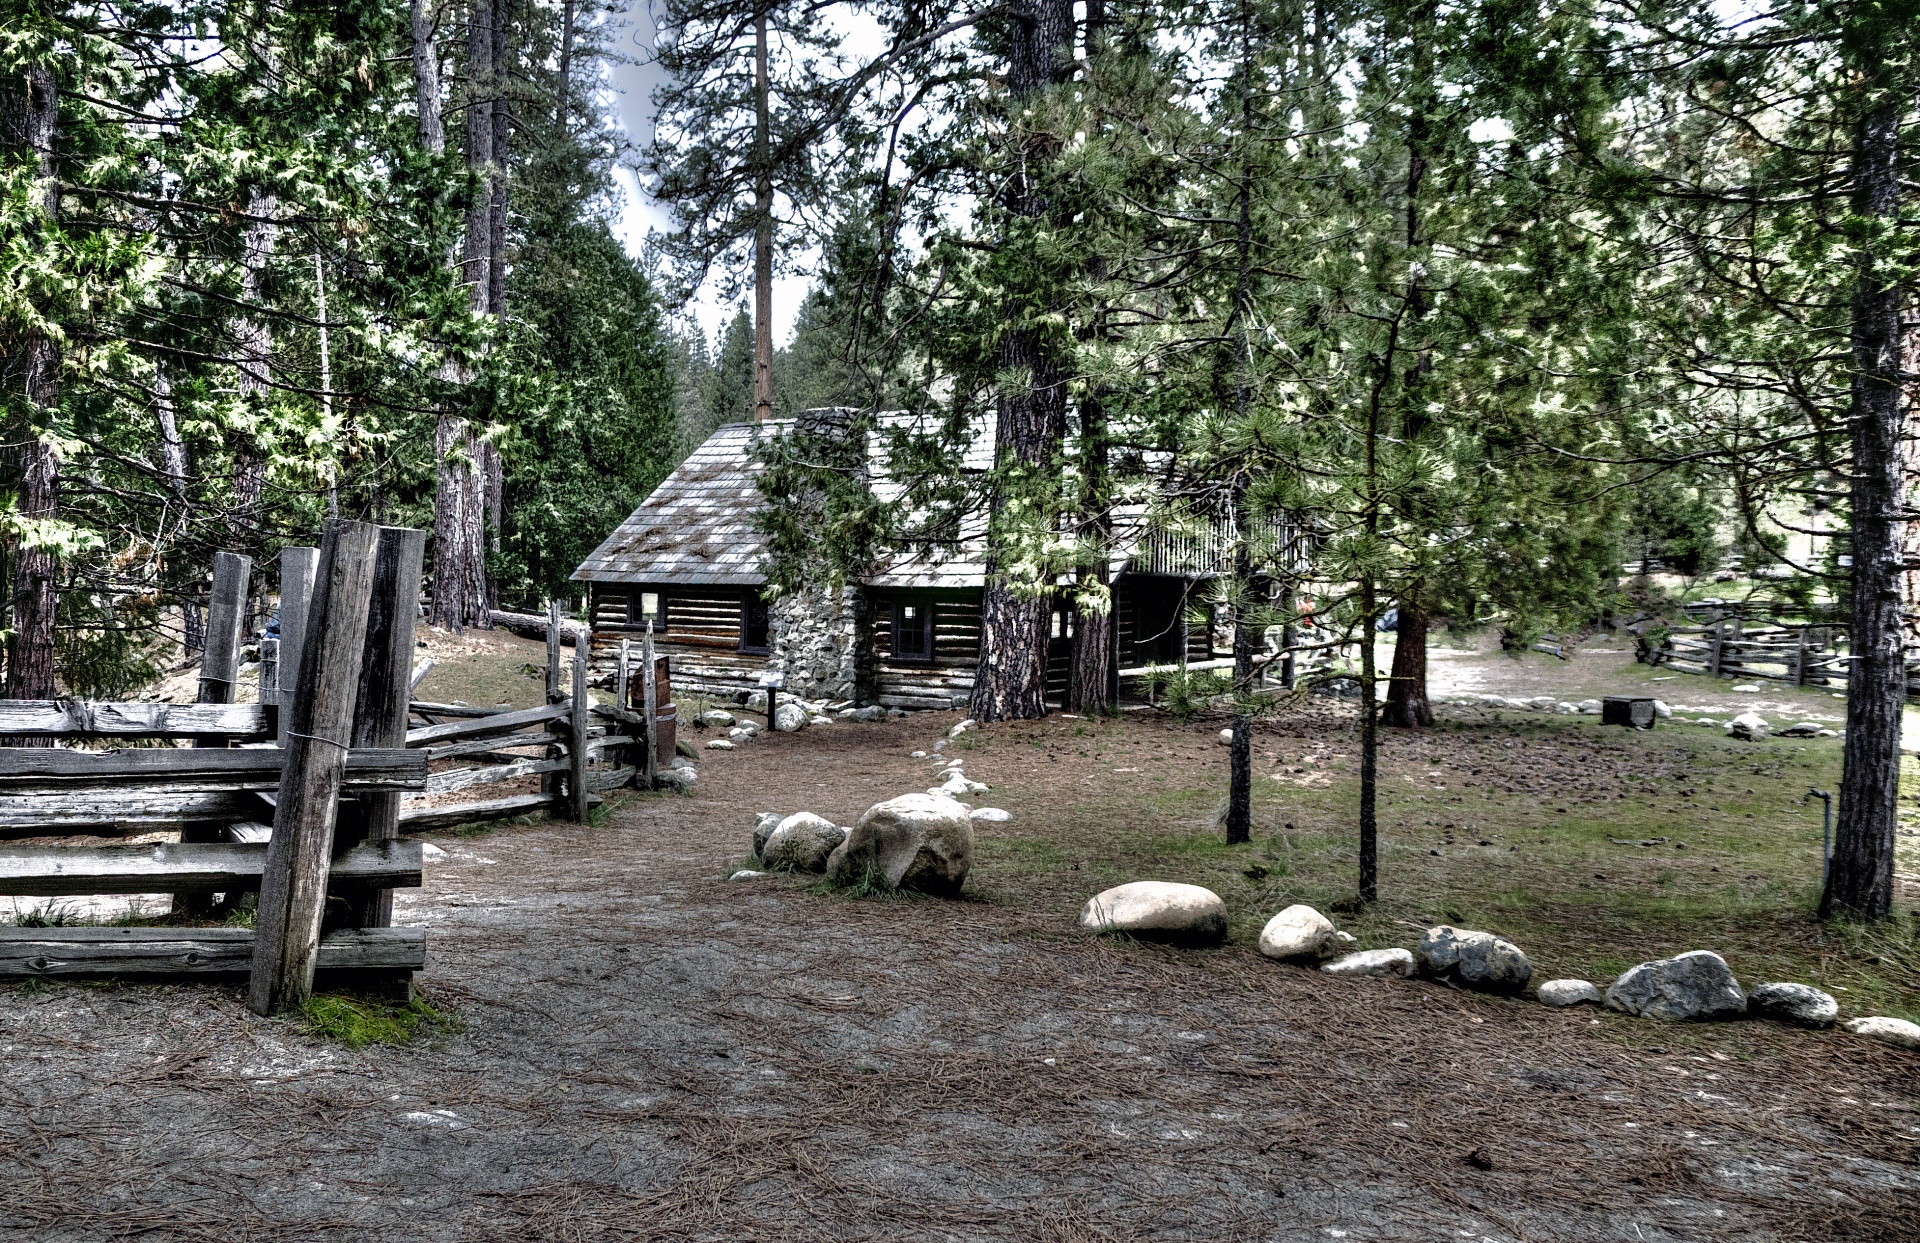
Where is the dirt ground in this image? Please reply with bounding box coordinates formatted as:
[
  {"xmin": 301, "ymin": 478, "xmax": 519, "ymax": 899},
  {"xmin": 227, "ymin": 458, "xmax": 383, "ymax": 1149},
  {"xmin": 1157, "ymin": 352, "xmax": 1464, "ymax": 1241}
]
[{"xmin": 4, "ymin": 693, "xmax": 1918, "ymax": 1242}]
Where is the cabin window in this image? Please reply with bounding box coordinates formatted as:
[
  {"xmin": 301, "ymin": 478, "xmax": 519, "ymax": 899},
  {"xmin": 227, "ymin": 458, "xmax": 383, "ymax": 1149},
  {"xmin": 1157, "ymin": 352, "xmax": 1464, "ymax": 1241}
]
[
  {"xmin": 634, "ymin": 591, "xmax": 663, "ymax": 630},
  {"xmin": 892, "ymin": 600, "xmax": 934, "ymax": 662},
  {"xmin": 741, "ymin": 594, "xmax": 771, "ymax": 653}
]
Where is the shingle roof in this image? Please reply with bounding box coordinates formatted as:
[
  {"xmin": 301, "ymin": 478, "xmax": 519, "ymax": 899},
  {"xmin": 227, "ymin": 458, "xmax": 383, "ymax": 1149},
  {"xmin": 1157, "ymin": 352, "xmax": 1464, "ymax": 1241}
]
[
  {"xmin": 572, "ymin": 413, "xmax": 1231, "ymax": 589},
  {"xmin": 572, "ymin": 422, "xmax": 787, "ymax": 586}
]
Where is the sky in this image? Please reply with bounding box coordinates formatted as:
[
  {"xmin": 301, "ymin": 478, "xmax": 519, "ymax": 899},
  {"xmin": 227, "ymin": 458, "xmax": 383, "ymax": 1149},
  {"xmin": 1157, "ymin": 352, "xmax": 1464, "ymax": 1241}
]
[{"xmin": 599, "ymin": 4, "xmax": 817, "ymax": 349}]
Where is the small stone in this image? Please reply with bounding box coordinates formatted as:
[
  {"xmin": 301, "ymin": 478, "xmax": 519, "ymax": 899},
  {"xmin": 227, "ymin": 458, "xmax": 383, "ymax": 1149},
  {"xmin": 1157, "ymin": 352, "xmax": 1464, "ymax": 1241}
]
[
  {"xmin": 1730, "ymin": 683, "xmax": 1760, "ymax": 692},
  {"xmin": 657, "ymin": 766, "xmax": 697, "ymax": 793},
  {"xmin": 948, "ymin": 718, "xmax": 977, "ymax": 738},
  {"xmin": 751, "ymin": 811, "xmax": 785, "ymax": 856},
  {"xmin": 728, "ymin": 727, "xmax": 753, "ymax": 741},
  {"xmin": 1258, "ymin": 904, "xmax": 1338, "ymax": 961},
  {"xmin": 745, "ymin": 691, "xmax": 768, "ymax": 711},
  {"xmin": 910, "ymin": 750, "xmax": 927, "ymax": 758},
  {"xmin": 1726, "ymin": 712, "xmax": 1770, "ymax": 740},
  {"xmin": 1775, "ymin": 722, "xmax": 1825, "ymax": 739},
  {"xmin": 888, "ymin": 708, "xmax": 908, "ymax": 718},
  {"xmin": 1553, "ymin": 701, "xmax": 1577, "ymax": 715},
  {"xmin": 808, "ymin": 715, "xmax": 833, "ymax": 727},
  {"xmin": 1334, "ymin": 930, "xmax": 1357, "ymax": 945},
  {"xmin": 1605, "ymin": 950, "xmax": 1746, "ymax": 1020},
  {"xmin": 1218, "ymin": 728, "xmax": 1234, "ymax": 745},
  {"xmin": 1816, "ymin": 729, "xmax": 1839, "ymax": 738},
  {"xmin": 1748, "ymin": 982, "xmax": 1838, "ymax": 1028},
  {"xmin": 1320, "ymin": 948, "xmax": 1415, "ymax": 978},
  {"xmin": 1079, "ymin": 881, "xmax": 1227, "ymax": 946},
  {"xmin": 774, "ymin": 701, "xmax": 808, "ymax": 732},
  {"xmin": 1536, "ymin": 979, "xmax": 1600, "ymax": 1007},
  {"xmin": 1652, "ymin": 699, "xmax": 1672, "ymax": 719},
  {"xmin": 728, "ymin": 869, "xmax": 770, "ymax": 881},
  {"xmin": 845, "ymin": 705, "xmax": 888, "ymax": 722},
  {"xmin": 1415, "ymin": 926, "xmax": 1532, "ymax": 994},
  {"xmin": 969, "ymin": 807, "xmax": 1012, "ymax": 823},
  {"xmin": 933, "ymin": 739, "xmax": 950, "ymax": 753},
  {"xmin": 702, "ymin": 709, "xmax": 736, "ymax": 726},
  {"xmin": 1576, "ymin": 699, "xmax": 1602, "ymax": 714},
  {"xmin": 1842, "ymin": 1016, "xmax": 1920, "ymax": 1050},
  {"xmin": 705, "ymin": 738, "xmax": 735, "ymax": 750}
]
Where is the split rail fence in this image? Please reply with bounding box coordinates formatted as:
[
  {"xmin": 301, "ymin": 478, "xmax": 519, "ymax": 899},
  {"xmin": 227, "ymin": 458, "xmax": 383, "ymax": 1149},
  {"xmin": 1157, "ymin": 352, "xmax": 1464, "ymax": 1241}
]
[{"xmin": 0, "ymin": 525, "xmax": 677, "ymax": 1011}]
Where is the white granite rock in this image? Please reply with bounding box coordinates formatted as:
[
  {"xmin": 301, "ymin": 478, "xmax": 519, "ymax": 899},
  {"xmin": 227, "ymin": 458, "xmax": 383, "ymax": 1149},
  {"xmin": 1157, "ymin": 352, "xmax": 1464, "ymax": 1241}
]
[
  {"xmin": 1079, "ymin": 881, "xmax": 1227, "ymax": 946},
  {"xmin": 1320, "ymin": 948, "xmax": 1415, "ymax": 978},
  {"xmin": 1842, "ymin": 1016, "xmax": 1920, "ymax": 1050},
  {"xmin": 1258, "ymin": 904, "xmax": 1337, "ymax": 961},
  {"xmin": 1536, "ymin": 979, "xmax": 1600, "ymax": 1007}
]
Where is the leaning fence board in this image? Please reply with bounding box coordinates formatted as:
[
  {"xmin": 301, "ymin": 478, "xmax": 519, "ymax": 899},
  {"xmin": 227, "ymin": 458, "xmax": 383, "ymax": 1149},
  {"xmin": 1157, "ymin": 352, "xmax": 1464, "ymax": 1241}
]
[
  {"xmin": 0, "ymin": 839, "xmax": 422, "ymax": 896},
  {"xmin": 408, "ymin": 701, "xmax": 513, "ymax": 718},
  {"xmin": 0, "ymin": 701, "xmax": 271, "ymax": 738},
  {"xmin": 0, "ymin": 926, "xmax": 425, "ymax": 977},
  {"xmin": 398, "ymin": 791, "xmax": 562, "ymax": 830},
  {"xmin": 404, "ymin": 703, "xmax": 566, "ymax": 747},
  {"xmin": 0, "ymin": 746, "xmax": 425, "ymax": 790},
  {"xmin": 423, "ymin": 731, "xmax": 554, "ymax": 762}
]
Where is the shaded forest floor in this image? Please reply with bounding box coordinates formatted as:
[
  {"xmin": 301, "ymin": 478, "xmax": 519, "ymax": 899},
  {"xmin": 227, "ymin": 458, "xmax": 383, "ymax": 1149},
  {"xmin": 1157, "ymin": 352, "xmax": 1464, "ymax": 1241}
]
[{"xmin": 3, "ymin": 661, "xmax": 1918, "ymax": 1240}]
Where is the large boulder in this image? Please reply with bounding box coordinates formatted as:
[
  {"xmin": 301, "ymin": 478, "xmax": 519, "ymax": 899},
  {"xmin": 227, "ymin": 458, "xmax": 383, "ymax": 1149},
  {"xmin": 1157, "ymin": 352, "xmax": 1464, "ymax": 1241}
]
[
  {"xmin": 1414, "ymin": 925, "xmax": 1533, "ymax": 994},
  {"xmin": 826, "ymin": 793, "xmax": 973, "ymax": 895},
  {"xmin": 1605, "ymin": 950, "xmax": 1746, "ymax": 1020},
  {"xmin": 1079, "ymin": 881, "xmax": 1227, "ymax": 947},
  {"xmin": 774, "ymin": 701, "xmax": 809, "ymax": 732},
  {"xmin": 751, "ymin": 811, "xmax": 785, "ymax": 857},
  {"xmin": 1747, "ymin": 982, "xmax": 1838, "ymax": 1028},
  {"xmin": 761, "ymin": 812, "xmax": 846, "ymax": 873},
  {"xmin": 1258, "ymin": 904, "xmax": 1338, "ymax": 961},
  {"xmin": 1320, "ymin": 948, "xmax": 1415, "ymax": 978},
  {"xmin": 1726, "ymin": 712, "xmax": 1770, "ymax": 741},
  {"xmin": 1843, "ymin": 1016, "xmax": 1920, "ymax": 1050}
]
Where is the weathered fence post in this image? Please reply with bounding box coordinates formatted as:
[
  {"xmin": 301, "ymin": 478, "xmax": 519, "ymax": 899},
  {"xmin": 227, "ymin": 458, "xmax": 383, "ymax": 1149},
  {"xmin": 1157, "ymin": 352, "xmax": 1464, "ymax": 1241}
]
[
  {"xmin": 248, "ymin": 521, "xmax": 382, "ymax": 1017},
  {"xmin": 196, "ymin": 551, "xmax": 251, "ymax": 710},
  {"xmin": 618, "ymin": 638, "xmax": 631, "ymax": 712},
  {"xmin": 545, "ymin": 598, "xmax": 563, "ymax": 704},
  {"xmin": 642, "ymin": 621, "xmax": 658, "ymax": 788},
  {"xmin": 1708, "ymin": 618, "xmax": 1725, "ymax": 679},
  {"xmin": 259, "ymin": 638, "xmax": 279, "ymax": 710},
  {"xmin": 278, "ymin": 546, "xmax": 320, "ymax": 743},
  {"xmin": 347, "ymin": 526, "xmax": 425, "ymax": 930},
  {"xmin": 570, "ymin": 643, "xmax": 590, "ymax": 822}
]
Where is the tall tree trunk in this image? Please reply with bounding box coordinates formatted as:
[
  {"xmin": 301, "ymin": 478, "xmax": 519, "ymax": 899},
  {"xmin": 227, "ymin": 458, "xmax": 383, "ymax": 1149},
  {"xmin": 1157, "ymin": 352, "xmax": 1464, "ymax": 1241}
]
[
  {"xmin": 1824, "ymin": 80, "xmax": 1905, "ymax": 922},
  {"xmin": 968, "ymin": 0, "xmax": 1076, "ymax": 725},
  {"xmin": 4, "ymin": 59, "xmax": 59, "ymax": 705},
  {"xmin": 1066, "ymin": 0, "xmax": 1113, "ymax": 717},
  {"xmin": 231, "ymin": 190, "xmax": 277, "ymax": 525},
  {"xmin": 1381, "ymin": 597, "xmax": 1433, "ymax": 727},
  {"xmin": 155, "ymin": 370, "xmax": 203, "ymax": 656},
  {"xmin": 557, "ymin": 0, "xmax": 576, "ymax": 124},
  {"xmin": 412, "ymin": 0, "xmax": 444, "ymax": 152},
  {"xmin": 1223, "ymin": 0, "xmax": 1257, "ymax": 844},
  {"xmin": 487, "ymin": 0, "xmax": 509, "ymax": 319},
  {"xmin": 752, "ymin": 7, "xmax": 773, "ymax": 422},
  {"xmin": 430, "ymin": 0, "xmax": 495, "ymax": 631}
]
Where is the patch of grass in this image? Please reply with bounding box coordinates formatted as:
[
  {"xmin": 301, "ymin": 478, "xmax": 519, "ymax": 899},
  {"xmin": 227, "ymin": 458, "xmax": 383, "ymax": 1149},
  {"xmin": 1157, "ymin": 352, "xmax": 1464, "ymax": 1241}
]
[{"xmin": 302, "ymin": 991, "xmax": 455, "ymax": 1050}]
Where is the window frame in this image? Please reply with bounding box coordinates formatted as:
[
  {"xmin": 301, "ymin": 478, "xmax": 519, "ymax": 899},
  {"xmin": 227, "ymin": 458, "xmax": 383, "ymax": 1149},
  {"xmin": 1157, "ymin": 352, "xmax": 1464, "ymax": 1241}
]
[
  {"xmin": 631, "ymin": 589, "xmax": 666, "ymax": 633},
  {"xmin": 739, "ymin": 592, "xmax": 771, "ymax": 654},
  {"xmin": 890, "ymin": 597, "xmax": 936, "ymax": 664}
]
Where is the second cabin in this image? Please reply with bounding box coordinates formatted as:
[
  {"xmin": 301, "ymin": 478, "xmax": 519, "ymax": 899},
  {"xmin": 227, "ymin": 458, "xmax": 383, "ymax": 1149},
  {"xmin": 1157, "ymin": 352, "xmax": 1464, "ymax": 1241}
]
[{"xmin": 571, "ymin": 412, "xmax": 1238, "ymax": 710}]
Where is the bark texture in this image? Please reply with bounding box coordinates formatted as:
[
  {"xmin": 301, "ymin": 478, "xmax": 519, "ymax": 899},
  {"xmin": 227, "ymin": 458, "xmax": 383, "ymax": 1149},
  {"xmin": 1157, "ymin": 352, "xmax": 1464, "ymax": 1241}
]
[
  {"xmin": 4, "ymin": 60, "xmax": 60, "ymax": 704},
  {"xmin": 1824, "ymin": 84, "xmax": 1905, "ymax": 922},
  {"xmin": 1381, "ymin": 600, "xmax": 1433, "ymax": 728},
  {"xmin": 752, "ymin": 9, "xmax": 773, "ymax": 422}
]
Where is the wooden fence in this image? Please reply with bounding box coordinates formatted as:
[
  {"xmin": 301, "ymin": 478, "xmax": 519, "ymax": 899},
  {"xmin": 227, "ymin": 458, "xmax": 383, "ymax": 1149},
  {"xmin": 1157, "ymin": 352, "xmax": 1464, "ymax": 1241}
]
[
  {"xmin": 0, "ymin": 524, "xmax": 675, "ymax": 1012},
  {"xmin": 1647, "ymin": 617, "xmax": 1865, "ymax": 690}
]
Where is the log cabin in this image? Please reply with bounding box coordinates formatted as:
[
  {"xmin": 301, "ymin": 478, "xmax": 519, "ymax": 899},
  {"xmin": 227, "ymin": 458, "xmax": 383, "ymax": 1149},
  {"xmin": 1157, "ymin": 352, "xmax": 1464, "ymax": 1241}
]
[{"xmin": 571, "ymin": 414, "xmax": 1230, "ymax": 710}]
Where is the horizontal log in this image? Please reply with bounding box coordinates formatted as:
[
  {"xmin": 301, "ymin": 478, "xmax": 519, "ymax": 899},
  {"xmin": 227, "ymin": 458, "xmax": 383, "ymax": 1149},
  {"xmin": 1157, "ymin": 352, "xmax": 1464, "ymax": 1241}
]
[
  {"xmin": 0, "ymin": 746, "xmax": 425, "ymax": 792},
  {"xmin": 405, "ymin": 702, "xmax": 567, "ymax": 747},
  {"xmin": 0, "ymin": 839, "xmax": 421, "ymax": 896},
  {"xmin": 0, "ymin": 789, "xmax": 265, "ymax": 832},
  {"xmin": 0, "ymin": 701, "xmax": 270, "ymax": 738},
  {"xmin": 408, "ymin": 701, "xmax": 514, "ymax": 718},
  {"xmin": 421, "ymin": 756, "xmax": 558, "ymax": 796},
  {"xmin": 398, "ymin": 791, "xmax": 561, "ymax": 830},
  {"xmin": 0, "ymin": 926, "xmax": 425, "ymax": 977},
  {"xmin": 489, "ymin": 608, "xmax": 589, "ymax": 641}
]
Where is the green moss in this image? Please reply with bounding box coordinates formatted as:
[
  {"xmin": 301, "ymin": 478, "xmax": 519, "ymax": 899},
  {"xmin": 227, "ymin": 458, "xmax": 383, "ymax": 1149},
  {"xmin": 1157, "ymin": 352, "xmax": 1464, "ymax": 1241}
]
[{"xmin": 302, "ymin": 991, "xmax": 456, "ymax": 1050}]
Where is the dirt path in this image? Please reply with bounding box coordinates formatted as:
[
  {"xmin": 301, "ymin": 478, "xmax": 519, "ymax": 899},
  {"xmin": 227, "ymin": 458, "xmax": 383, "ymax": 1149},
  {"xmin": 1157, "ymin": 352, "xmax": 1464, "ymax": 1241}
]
[{"xmin": 2, "ymin": 716, "xmax": 1916, "ymax": 1242}]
